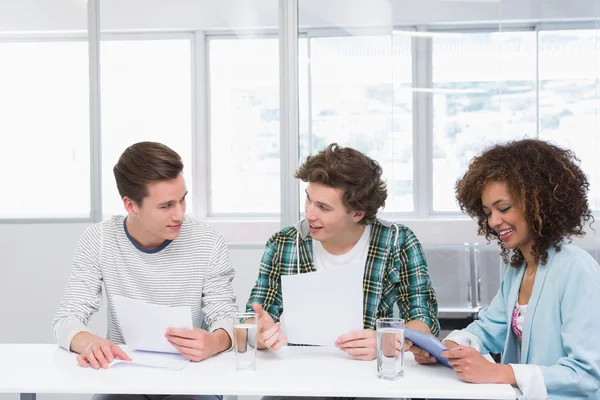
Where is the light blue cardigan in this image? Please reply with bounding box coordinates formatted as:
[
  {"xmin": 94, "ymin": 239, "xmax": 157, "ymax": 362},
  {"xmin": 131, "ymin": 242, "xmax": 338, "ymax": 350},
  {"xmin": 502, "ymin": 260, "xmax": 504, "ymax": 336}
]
[{"xmin": 466, "ymin": 244, "xmax": 600, "ymax": 399}]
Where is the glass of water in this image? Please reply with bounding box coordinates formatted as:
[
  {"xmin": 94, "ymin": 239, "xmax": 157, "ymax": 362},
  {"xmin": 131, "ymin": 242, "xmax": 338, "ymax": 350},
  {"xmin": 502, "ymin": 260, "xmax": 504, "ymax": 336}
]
[
  {"xmin": 376, "ymin": 318, "xmax": 404, "ymax": 380},
  {"xmin": 233, "ymin": 311, "xmax": 257, "ymax": 371}
]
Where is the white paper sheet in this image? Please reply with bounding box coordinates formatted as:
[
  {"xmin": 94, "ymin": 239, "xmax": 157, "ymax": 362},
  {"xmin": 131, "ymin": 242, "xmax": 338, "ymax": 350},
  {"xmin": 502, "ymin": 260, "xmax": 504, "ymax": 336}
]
[
  {"xmin": 281, "ymin": 263, "xmax": 364, "ymax": 346},
  {"xmin": 112, "ymin": 295, "xmax": 193, "ymax": 354},
  {"xmin": 108, "ymin": 345, "xmax": 190, "ymax": 371}
]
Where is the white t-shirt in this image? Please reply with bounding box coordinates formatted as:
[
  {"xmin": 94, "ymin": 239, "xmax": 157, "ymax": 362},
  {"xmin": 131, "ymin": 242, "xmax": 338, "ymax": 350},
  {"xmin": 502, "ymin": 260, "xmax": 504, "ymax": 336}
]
[{"xmin": 312, "ymin": 225, "xmax": 372, "ymax": 271}]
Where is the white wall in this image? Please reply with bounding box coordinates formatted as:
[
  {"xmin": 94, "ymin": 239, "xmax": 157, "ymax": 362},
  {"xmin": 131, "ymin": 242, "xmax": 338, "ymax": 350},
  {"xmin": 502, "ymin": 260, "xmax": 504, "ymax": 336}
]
[
  {"xmin": 0, "ymin": 223, "xmax": 93, "ymax": 343},
  {"xmin": 0, "ymin": 223, "xmax": 95, "ymax": 400}
]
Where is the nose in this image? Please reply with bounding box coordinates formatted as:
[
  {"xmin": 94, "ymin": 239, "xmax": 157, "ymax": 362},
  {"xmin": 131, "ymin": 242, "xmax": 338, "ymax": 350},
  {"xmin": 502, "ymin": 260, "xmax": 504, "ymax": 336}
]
[
  {"xmin": 305, "ymin": 202, "xmax": 316, "ymax": 221},
  {"xmin": 173, "ymin": 202, "xmax": 185, "ymax": 222},
  {"xmin": 487, "ymin": 211, "xmax": 502, "ymax": 230}
]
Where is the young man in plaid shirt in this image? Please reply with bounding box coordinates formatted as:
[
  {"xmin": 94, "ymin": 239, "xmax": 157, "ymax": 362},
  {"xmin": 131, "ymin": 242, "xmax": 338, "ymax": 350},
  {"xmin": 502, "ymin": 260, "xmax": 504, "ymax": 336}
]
[{"xmin": 247, "ymin": 143, "xmax": 439, "ymax": 361}]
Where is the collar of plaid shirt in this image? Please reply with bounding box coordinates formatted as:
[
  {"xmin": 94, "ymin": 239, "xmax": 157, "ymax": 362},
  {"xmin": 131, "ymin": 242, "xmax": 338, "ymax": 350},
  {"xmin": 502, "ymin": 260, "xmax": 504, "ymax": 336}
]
[{"xmin": 292, "ymin": 219, "xmax": 400, "ymax": 274}]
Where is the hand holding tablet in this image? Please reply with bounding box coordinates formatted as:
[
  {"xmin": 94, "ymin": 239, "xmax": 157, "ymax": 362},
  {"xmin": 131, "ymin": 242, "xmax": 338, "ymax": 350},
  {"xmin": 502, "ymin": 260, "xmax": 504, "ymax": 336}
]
[{"xmin": 404, "ymin": 327, "xmax": 452, "ymax": 368}]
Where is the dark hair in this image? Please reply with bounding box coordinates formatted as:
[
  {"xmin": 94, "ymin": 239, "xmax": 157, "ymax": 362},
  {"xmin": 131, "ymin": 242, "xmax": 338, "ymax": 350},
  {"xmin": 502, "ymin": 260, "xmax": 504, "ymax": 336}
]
[
  {"xmin": 455, "ymin": 139, "xmax": 593, "ymax": 267},
  {"xmin": 113, "ymin": 141, "xmax": 183, "ymax": 205},
  {"xmin": 295, "ymin": 143, "xmax": 387, "ymax": 225}
]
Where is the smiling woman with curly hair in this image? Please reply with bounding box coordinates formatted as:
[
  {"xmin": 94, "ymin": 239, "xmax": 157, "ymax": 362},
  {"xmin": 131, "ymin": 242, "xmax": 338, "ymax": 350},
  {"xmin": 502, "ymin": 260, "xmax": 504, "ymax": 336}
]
[
  {"xmin": 409, "ymin": 139, "xmax": 600, "ymax": 400},
  {"xmin": 456, "ymin": 139, "xmax": 593, "ymax": 267}
]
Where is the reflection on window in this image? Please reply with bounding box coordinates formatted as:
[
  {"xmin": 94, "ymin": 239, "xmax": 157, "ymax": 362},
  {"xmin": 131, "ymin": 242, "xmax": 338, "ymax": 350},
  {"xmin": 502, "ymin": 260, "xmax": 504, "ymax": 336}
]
[
  {"xmin": 100, "ymin": 39, "xmax": 193, "ymax": 217},
  {"xmin": 0, "ymin": 41, "xmax": 90, "ymax": 218},
  {"xmin": 538, "ymin": 30, "xmax": 600, "ymax": 210},
  {"xmin": 432, "ymin": 32, "xmax": 536, "ymax": 212},
  {"xmin": 301, "ymin": 35, "xmax": 414, "ymax": 213},
  {"xmin": 209, "ymin": 38, "xmax": 281, "ymax": 214}
]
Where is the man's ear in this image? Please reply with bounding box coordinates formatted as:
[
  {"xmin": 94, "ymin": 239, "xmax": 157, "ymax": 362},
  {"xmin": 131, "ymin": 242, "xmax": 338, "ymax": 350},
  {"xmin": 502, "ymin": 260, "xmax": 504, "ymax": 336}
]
[
  {"xmin": 352, "ymin": 210, "xmax": 365, "ymax": 223},
  {"xmin": 123, "ymin": 196, "xmax": 138, "ymax": 217}
]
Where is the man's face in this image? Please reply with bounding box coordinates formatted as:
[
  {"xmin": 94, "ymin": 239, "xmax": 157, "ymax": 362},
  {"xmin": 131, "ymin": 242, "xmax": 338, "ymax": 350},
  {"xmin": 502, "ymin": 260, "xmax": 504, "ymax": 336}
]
[
  {"xmin": 126, "ymin": 174, "xmax": 188, "ymax": 243},
  {"xmin": 304, "ymin": 182, "xmax": 364, "ymax": 244}
]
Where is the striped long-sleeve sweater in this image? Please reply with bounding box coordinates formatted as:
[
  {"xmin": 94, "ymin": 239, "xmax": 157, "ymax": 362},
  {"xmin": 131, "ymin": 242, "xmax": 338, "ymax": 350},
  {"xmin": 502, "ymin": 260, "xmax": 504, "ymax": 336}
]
[{"xmin": 53, "ymin": 215, "xmax": 237, "ymax": 351}]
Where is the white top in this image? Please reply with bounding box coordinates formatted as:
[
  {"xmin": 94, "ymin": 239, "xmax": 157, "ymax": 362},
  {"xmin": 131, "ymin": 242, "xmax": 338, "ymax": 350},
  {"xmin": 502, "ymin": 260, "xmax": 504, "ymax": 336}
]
[
  {"xmin": 0, "ymin": 344, "xmax": 517, "ymax": 399},
  {"xmin": 511, "ymin": 303, "xmax": 528, "ymax": 342},
  {"xmin": 313, "ymin": 225, "xmax": 371, "ymax": 271},
  {"xmin": 53, "ymin": 215, "xmax": 237, "ymax": 351}
]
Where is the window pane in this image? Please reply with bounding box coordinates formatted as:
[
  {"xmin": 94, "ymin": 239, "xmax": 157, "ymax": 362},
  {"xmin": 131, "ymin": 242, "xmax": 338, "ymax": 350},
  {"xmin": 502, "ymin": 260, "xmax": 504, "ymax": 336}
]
[
  {"xmin": 0, "ymin": 41, "xmax": 90, "ymax": 218},
  {"xmin": 100, "ymin": 39, "xmax": 193, "ymax": 217},
  {"xmin": 209, "ymin": 38, "xmax": 280, "ymax": 214},
  {"xmin": 538, "ymin": 30, "xmax": 600, "ymax": 211},
  {"xmin": 432, "ymin": 32, "xmax": 536, "ymax": 212},
  {"xmin": 302, "ymin": 35, "xmax": 414, "ymax": 213}
]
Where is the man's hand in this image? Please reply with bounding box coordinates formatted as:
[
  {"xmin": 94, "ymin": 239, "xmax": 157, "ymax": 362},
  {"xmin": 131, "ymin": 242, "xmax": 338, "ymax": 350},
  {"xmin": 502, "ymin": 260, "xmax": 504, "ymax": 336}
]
[
  {"xmin": 403, "ymin": 321, "xmax": 447, "ymax": 365},
  {"xmin": 441, "ymin": 345, "xmax": 513, "ymax": 384},
  {"xmin": 335, "ymin": 329, "xmax": 382, "ymax": 361},
  {"xmin": 407, "ymin": 338, "xmax": 459, "ymax": 364},
  {"xmin": 165, "ymin": 327, "xmax": 229, "ymax": 362},
  {"xmin": 253, "ymin": 303, "xmax": 287, "ymax": 350},
  {"xmin": 76, "ymin": 338, "xmax": 131, "ymax": 369}
]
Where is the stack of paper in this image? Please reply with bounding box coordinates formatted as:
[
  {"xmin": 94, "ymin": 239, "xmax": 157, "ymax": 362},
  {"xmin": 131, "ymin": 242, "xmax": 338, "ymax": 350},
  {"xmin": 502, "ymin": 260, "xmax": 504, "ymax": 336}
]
[
  {"xmin": 109, "ymin": 346, "xmax": 190, "ymax": 371},
  {"xmin": 110, "ymin": 295, "xmax": 194, "ymax": 370},
  {"xmin": 281, "ymin": 263, "xmax": 364, "ymax": 346}
]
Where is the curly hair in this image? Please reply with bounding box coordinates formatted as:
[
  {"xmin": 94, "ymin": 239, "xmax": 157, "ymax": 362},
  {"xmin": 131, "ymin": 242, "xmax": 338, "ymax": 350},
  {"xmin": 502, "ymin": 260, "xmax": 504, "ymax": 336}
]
[
  {"xmin": 295, "ymin": 143, "xmax": 387, "ymax": 225},
  {"xmin": 455, "ymin": 139, "xmax": 593, "ymax": 267}
]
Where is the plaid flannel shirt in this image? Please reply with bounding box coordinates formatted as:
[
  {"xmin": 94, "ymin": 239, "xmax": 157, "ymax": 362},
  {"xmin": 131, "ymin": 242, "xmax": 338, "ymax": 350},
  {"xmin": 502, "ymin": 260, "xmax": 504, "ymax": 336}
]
[{"xmin": 246, "ymin": 219, "xmax": 440, "ymax": 336}]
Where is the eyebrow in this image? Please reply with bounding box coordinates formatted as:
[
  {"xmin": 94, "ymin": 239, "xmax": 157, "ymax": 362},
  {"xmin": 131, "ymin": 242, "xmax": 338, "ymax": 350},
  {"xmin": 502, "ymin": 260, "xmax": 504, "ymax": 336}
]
[
  {"xmin": 305, "ymin": 189, "xmax": 332, "ymax": 209},
  {"xmin": 158, "ymin": 191, "xmax": 188, "ymax": 207},
  {"xmin": 482, "ymin": 199, "xmax": 509, "ymax": 209}
]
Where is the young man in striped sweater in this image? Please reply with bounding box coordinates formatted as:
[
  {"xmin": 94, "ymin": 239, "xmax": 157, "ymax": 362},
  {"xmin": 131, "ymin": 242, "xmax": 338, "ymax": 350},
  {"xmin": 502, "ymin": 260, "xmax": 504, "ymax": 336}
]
[{"xmin": 53, "ymin": 142, "xmax": 236, "ymax": 400}]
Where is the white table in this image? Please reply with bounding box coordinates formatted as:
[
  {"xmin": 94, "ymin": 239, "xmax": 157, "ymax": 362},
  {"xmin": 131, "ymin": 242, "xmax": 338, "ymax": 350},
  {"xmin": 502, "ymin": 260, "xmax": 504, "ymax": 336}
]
[{"xmin": 0, "ymin": 344, "xmax": 517, "ymax": 400}]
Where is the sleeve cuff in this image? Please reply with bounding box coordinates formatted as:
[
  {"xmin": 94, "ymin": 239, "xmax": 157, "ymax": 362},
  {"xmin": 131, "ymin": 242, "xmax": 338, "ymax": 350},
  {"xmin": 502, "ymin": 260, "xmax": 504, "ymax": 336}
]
[
  {"xmin": 444, "ymin": 329, "xmax": 484, "ymax": 352},
  {"xmin": 510, "ymin": 364, "xmax": 548, "ymax": 400},
  {"xmin": 407, "ymin": 314, "xmax": 439, "ymax": 337},
  {"xmin": 210, "ymin": 318, "xmax": 234, "ymax": 352},
  {"xmin": 55, "ymin": 317, "xmax": 91, "ymax": 352}
]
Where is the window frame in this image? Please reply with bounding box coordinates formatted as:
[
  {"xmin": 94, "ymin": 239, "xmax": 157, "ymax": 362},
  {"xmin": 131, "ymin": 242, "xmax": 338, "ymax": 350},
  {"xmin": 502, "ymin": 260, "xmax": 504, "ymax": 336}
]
[{"xmin": 1, "ymin": 17, "xmax": 598, "ymax": 236}]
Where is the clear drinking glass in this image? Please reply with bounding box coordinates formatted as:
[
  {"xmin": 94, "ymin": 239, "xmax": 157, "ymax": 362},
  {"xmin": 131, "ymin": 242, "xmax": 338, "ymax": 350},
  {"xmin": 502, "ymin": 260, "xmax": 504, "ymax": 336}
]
[
  {"xmin": 376, "ymin": 318, "xmax": 404, "ymax": 380},
  {"xmin": 233, "ymin": 311, "xmax": 257, "ymax": 371}
]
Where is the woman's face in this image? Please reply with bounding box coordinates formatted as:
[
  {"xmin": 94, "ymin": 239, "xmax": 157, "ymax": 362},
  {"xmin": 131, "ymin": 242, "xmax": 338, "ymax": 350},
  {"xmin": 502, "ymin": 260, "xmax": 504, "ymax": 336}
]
[{"xmin": 481, "ymin": 181, "xmax": 534, "ymax": 256}]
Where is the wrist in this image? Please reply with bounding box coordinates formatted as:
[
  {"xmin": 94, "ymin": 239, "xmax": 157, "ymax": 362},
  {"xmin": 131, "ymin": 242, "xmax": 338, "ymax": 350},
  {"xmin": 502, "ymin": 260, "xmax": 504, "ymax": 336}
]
[
  {"xmin": 257, "ymin": 338, "xmax": 267, "ymax": 350},
  {"xmin": 405, "ymin": 320, "xmax": 431, "ymax": 335},
  {"xmin": 211, "ymin": 328, "xmax": 231, "ymax": 354},
  {"xmin": 494, "ymin": 364, "xmax": 517, "ymax": 385},
  {"xmin": 70, "ymin": 331, "xmax": 103, "ymax": 354}
]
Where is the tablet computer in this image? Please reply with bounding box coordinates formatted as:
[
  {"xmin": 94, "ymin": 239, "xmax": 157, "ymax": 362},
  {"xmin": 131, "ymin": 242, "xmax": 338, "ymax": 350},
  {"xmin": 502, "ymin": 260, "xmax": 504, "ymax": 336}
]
[{"xmin": 404, "ymin": 327, "xmax": 452, "ymax": 368}]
